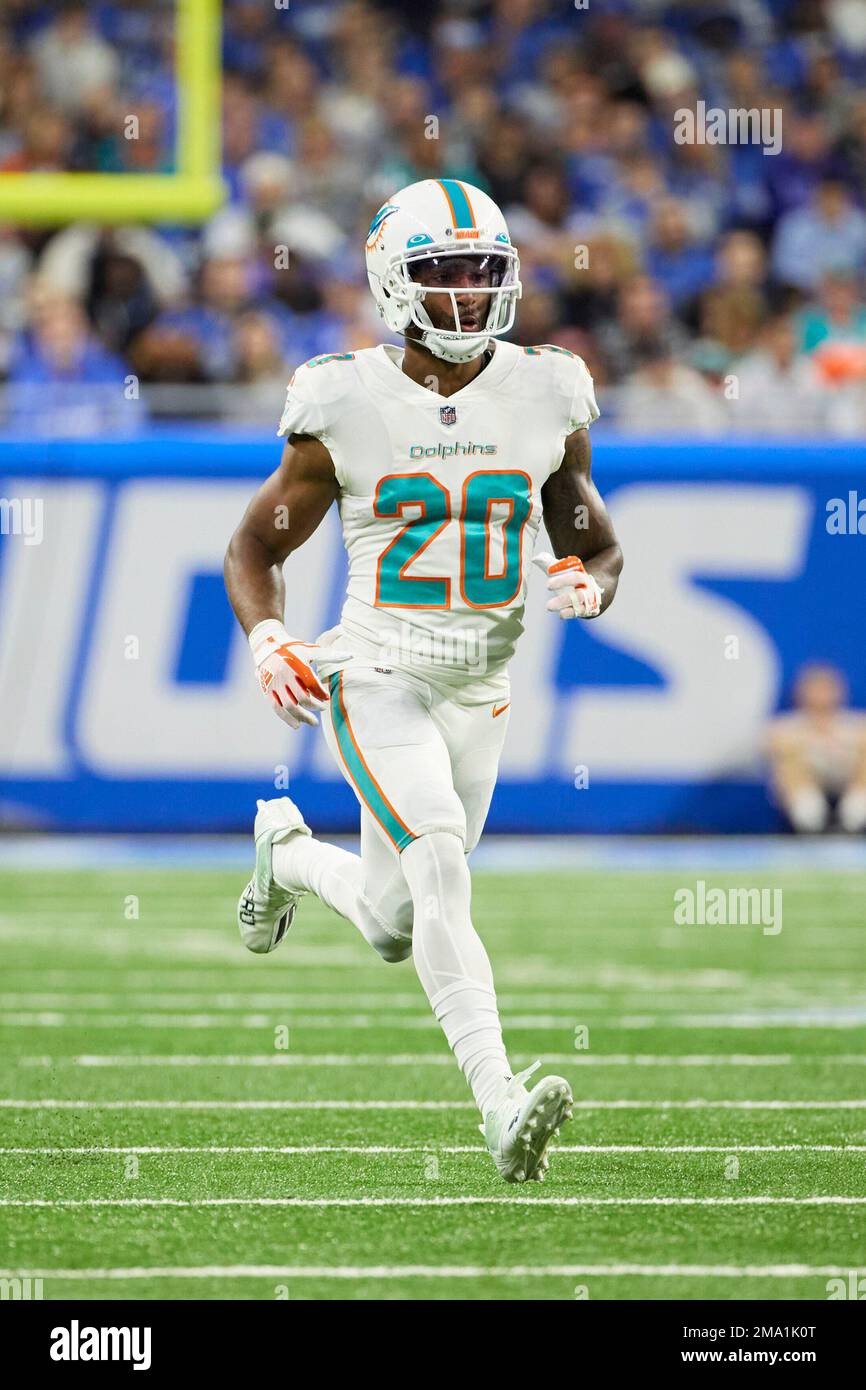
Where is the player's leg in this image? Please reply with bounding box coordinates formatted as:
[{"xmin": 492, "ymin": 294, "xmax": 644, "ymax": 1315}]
[
  {"xmin": 406, "ymin": 690, "xmax": 573, "ymax": 1181},
  {"xmin": 392, "ymin": 693, "xmax": 512, "ymax": 1112},
  {"xmin": 249, "ymin": 664, "xmax": 454, "ymax": 962},
  {"xmin": 271, "ymin": 798, "xmax": 414, "ymax": 962},
  {"xmin": 400, "ymin": 828, "xmax": 512, "ymax": 1109},
  {"xmin": 321, "ymin": 665, "xmax": 527, "ymax": 1118},
  {"xmin": 237, "ymin": 666, "xmax": 417, "ymax": 960},
  {"xmin": 444, "ymin": 692, "xmax": 512, "ymax": 857}
]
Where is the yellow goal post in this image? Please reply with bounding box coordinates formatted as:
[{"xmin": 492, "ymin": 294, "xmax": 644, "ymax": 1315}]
[{"xmin": 0, "ymin": 0, "xmax": 224, "ymax": 225}]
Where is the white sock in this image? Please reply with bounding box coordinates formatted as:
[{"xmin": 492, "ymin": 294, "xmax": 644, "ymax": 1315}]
[
  {"xmin": 839, "ymin": 788, "xmax": 866, "ymax": 833},
  {"xmin": 272, "ymin": 834, "xmax": 411, "ymax": 962},
  {"xmin": 787, "ymin": 786, "xmax": 829, "ymax": 833},
  {"xmin": 400, "ymin": 831, "xmax": 512, "ymax": 1116}
]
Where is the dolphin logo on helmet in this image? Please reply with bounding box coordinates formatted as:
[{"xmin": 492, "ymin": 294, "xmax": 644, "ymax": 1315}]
[{"xmin": 364, "ymin": 179, "xmax": 522, "ymax": 365}]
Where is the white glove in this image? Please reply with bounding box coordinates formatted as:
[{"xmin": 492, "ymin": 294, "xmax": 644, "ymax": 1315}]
[
  {"xmin": 249, "ymin": 619, "xmax": 350, "ymax": 729},
  {"xmin": 533, "ymin": 550, "xmax": 603, "ymax": 619}
]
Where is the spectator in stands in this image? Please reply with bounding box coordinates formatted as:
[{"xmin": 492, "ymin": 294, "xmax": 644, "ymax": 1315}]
[
  {"xmin": 668, "ymin": 141, "xmax": 730, "ymax": 246},
  {"xmin": 732, "ymin": 312, "xmax": 827, "ymax": 435},
  {"xmin": 5, "ymin": 295, "xmax": 142, "ymax": 436},
  {"xmin": 690, "ymin": 230, "xmax": 770, "ymax": 358},
  {"xmin": 772, "ymin": 179, "xmax": 866, "ymax": 291},
  {"xmin": 156, "ymin": 250, "xmax": 268, "ymax": 382},
  {"xmin": 85, "ymin": 245, "xmax": 160, "ymax": 356},
  {"xmin": 764, "ymin": 112, "xmax": 838, "ymax": 222},
  {"xmin": 0, "ymin": 107, "xmax": 72, "ymax": 172},
  {"xmin": 128, "ymin": 324, "xmax": 205, "ymax": 387},
  {"xmin": 644, "ymin": 198, "xmax": 716, "ymax": 313},
  {"xmin": 29, "ymin": 1, "xmax": 118, "ymax": 117},
  {"xmin": 697, "ymin": 284, "xmax": 766, "ymax": 360},
  {"xmin": 767, "ymin": 664, "xmax": 866, "ymax": 833},
  {"xmin": 222, "ymin": 73, "xmax": 290, "ymax": 202},
  {"xmin": 475, "ymin": 108, "xmax": 533, "ymax": 208},
  {"xmin": 595, "ymin": 151, "xmax": 669, "ymax": 244},
  {"xmin": 238, "ymin": 153, "xmax": 346, "ymax": 269},
  {"xmin": 510, "ymin": 284, "xmax": 565, "ymax": 350},
  {"xmin": 714, "ymin": 230, "xmax": 770, "ymax": 300},
  {"xmin": 563, "ymin": 231, "xmax": 638, "ymax": 341},
  {"xmin": 615, "ymin": 333, "xmax": 729, "ymax": 436},
  {"xmin": 0, "ymin": 0, "xmax": 864, "ymax": 438},
  {"xmin": 798, "ymin": 270, "xmax": 866, "ymax": 365},
  {"xmin": 0, "ymin": 228, "xmax": 32, "ymax": 373},
  {"xmin": 596, "ymin": 274, "xmax": 689, "ymax": 384},
  {"xmin": 99, "ymin": 101, "xmax": 173, "ymax": 176},
  {"xmin": 225, "ymin": 311, "xmax": 289, "ymax": 425},
  {"xmin": 506, "ymin": 163, "xmax": 578, "ymax": 287},
  {"xmin": 829, "ymin": 0, "xmax": 866, "ymax": 54},
  {"xmin": 37, "ymin": 224, "xmax": 187, "ymax": 316},
  {"xmin": 836, "ymin": 95, "xmax": 866, "ymax": 192},
  {"xmin": 291, "ymin": 115, "xmax": 368, "ymax": 229}
]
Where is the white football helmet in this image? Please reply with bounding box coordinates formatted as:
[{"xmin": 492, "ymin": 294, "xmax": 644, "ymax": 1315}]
[{"xmin": 365, "ymin": 178, "xmax": 522, "ymax": 363}]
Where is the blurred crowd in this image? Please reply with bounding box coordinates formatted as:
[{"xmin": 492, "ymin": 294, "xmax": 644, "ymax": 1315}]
[{"xmin": 3, "ymin": 0, "xmax": 866, "ymax": 434}]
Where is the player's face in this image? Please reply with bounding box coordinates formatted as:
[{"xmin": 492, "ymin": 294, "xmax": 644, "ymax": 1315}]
[{"xmin": 409, "ymin": 254, "xmax": 502, "ymax": 334}]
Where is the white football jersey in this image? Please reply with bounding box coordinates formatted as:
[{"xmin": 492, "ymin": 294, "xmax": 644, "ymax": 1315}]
[{"xmin": 277, "ymin": 340, "xmax": 599, "ymax": 682}]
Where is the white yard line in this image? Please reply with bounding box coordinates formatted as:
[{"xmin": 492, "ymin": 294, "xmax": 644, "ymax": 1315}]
[
  {"xmin": 17, "ymin": 1052, "xmax": 836, "ymax": 1069},
  {"xmin": 0, "ymin": 926, "xmax": 363, "ymax": 966},
  {"xmin": 0, "ymin": 1263, "xmax": 853, "ymax": 1280},
  {"xmin": 1, "ymin": 990, "xmax": 857, "ymax": 1007},
  {"xmin": 3, "ymin": 1010, "xmax": 865, "ymax": 1029},
  {"xmin": 6, "ymin": 993, "xmax": 830, "ymax": 1008},
  {"xmin": 2, "ymin": 1097, "xmax": 865, "ymax": 1111},
  {"xmin": 3, "ymin": 827, "xmax": 866, "ymax": 870},
  {"xmin": 2, "ymin": 1196, "xmax": 865, "ymax": 1208},
  {"xmin": 1, "ymin": 1143, "xmax": 863, "ymax": 1156},
  {"xmin": 0, "ymin": 968, "xmax": 844, "ymax": 991}
]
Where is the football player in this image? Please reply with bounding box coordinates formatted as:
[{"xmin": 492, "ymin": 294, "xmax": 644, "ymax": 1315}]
[{"xmin": 224, "ymin": 179, "xmax": 623, "ymax": 1183}]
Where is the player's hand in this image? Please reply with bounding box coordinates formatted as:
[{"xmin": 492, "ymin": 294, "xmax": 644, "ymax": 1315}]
[
  {"xmin": 532, "ymin": 551, "xmax": 604, "ymax": 620},
  {"xmin": 249, "ymin": 620, "xmax": 350, "ymax": 729}
]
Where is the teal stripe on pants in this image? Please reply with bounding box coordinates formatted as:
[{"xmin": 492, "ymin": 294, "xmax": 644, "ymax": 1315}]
[{"xmin": 328, "ymin": 673, "xmax": 415, "ymax": 851}]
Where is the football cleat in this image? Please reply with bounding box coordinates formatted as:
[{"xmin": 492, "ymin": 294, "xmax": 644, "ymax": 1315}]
[
  {"xmin": 481, "ymin": 1060, "xmax": 573, "ymax": 1183},
  {"xmin": 237, "ymin": 797, "xmax": 312, "ymax": 954}
]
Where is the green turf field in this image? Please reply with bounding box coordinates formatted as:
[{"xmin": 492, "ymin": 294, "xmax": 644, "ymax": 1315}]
[{"xmin": 1, "ymin": 864, "xmax": 864, "ymax": 1301}]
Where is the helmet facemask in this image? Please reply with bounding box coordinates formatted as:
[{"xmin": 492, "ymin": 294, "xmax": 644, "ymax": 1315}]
[{"xmin": 384, "ymin": 245, "xmax": 521, "ymax": 363}]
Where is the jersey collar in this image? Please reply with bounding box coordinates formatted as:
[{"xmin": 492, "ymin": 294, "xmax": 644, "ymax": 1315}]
[{"xmin": 368, "ymin": 340, "xmax": 518, "ymax": 406}]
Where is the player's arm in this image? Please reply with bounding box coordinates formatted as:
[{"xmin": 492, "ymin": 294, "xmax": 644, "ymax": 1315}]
[
  {"xmin": 537, "ymin": 427, "xmax": 623, "ymax": 618},
  {"xmin": 225, "ymin": 434, "xmax": 338, "ymax": 634},
  {"xmin": 224, "ymin": 434, "xmax": 343, "ymax": 728}
]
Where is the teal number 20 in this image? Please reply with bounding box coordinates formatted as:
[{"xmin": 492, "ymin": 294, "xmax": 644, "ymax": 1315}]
[{"xmin": 374, "ymin": 470, "xmax": 532, "ymax": 610}]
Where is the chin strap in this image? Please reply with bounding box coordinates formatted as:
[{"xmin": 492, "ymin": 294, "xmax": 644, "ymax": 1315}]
[{"xmin": 421, "ymin": 329, "xmax": 492, "ymax": 364}]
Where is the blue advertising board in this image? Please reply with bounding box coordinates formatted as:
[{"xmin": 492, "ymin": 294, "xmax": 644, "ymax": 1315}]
[{"xmin": 1, "ymin": 435, "xmax": 863, "ymax": 832}]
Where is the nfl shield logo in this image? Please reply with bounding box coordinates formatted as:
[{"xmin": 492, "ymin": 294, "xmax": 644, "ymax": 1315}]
[{"xmin": 439, "ymin": 405, "xmax": 457, "ymax": 426}]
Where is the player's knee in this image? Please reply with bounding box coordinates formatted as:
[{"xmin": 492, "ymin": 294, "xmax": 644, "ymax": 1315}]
[
  {"xmin": 401, "ymin": 828, "xmax": 470, "ymax": 896},
  {"xmin": 377, "ymin": 933, "xmax": 413, "ymax": 964},
  {"xmin": 377, "ymin": 898, "xmax": 414, "ymax": 962},
  {"xmin": 359, "ymin": 897, "xmax": 413, "ymax": 963}
]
